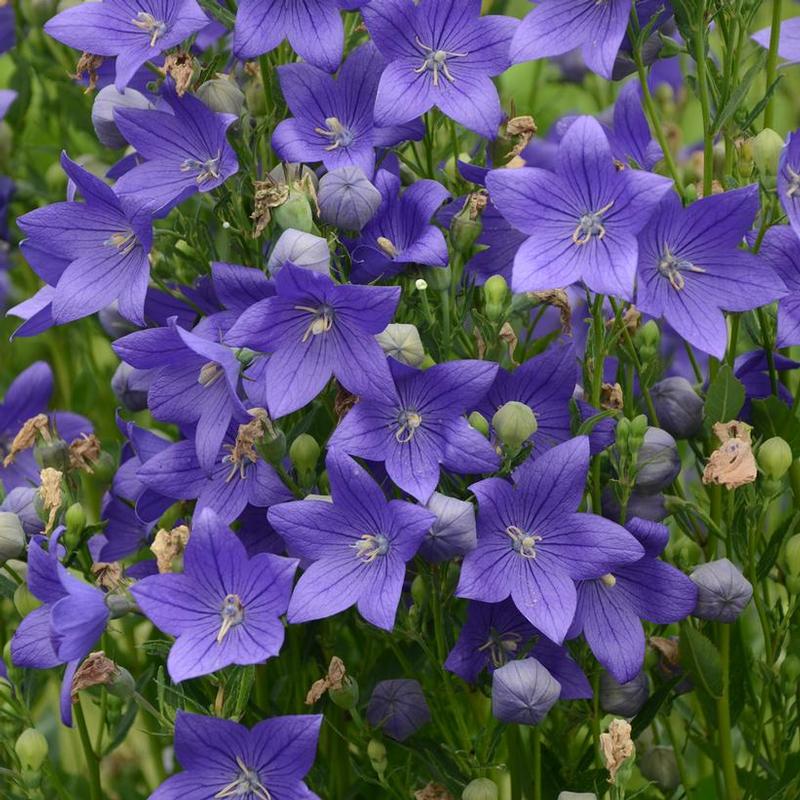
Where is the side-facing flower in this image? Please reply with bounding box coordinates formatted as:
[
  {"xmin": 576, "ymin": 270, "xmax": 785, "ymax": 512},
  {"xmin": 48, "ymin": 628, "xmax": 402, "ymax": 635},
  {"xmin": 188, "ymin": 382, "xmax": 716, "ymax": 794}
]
[
  {"xmin": 113, "ymin": 83, "xmax": 239, "ymax": 216},
  {"xmin": 149, "ymin": 711, "xmax": 322, "ymax": 800},
  {"xmin": 268, "ymin": 450, "xmax": 435, "ymax": 630},
  {"xmin": 348, "ymin": 169, "xmax": 449, "ymax": 283},
  {"xmin": 758, "ymin": 223, "xmax": 800, "ymax": 347},
  {"xmin": 114, "ymin": 318, "xmax": 249, "ymax": 473},
  {"xmin": 364, "ymin": 0, "xmax": 518, "ymax": 139},
  {"xmin": 17, "ymin": 154, "xmax": 153, "ymax": 326},
  {"xmin": 45, "ymin": 0, "xmax": 209, "ymax": 91},
  {"xmin": 328, "ymin": 359, "xmax": 499, "ymax": 503},
  {"xmin": 234, "ymin": 0, "xmax": 366, "ymax": 71},
  {"xmin": 511, "ymin": 0, "xmax": 631, "ymax": 80},
  {"xmin": 636, "ymin": 188, "xmax": 785, "ymax": 358},
  {"xmin": 487, "ymin": 116, "xmax": 672, "ymax": 299},
  {"xmin": 273, "ymin": 43, "xmax": 423, "ymax": 177},
  {"xmin": 227, "ymin": 262, "xmax": 400, "ymax": 418},
  {"xmin": 567, "ymin": 517, "xmax": 697, "ymax": 683},
  {"xmin": 457, "ymin": 437, "xmax": 644, "ymax": 643},
  {"xmin": 132, "ymin": 508, "xmax": 298, "ymax": 682}
]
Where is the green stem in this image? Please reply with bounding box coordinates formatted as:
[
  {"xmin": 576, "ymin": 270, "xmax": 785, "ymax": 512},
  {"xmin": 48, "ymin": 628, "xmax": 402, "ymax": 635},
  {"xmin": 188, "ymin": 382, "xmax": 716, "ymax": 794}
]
[
  {"xmin": 75, "ymin": 701, "xmax": 102, "ymax": 800},
  {"xmin": 694, "ymin": 3, "xmax": 714, "ymax": 197},
  {"xmin": 532, "ymin": 727, "xmax": 542, "ymax": 800},
  {"xmin": 716, "ymin": 623, "xmax": 741, "ymax": 800},
  {"xmin": 764, "ymin": 0, "xmax": 783, "ymax": 130}
]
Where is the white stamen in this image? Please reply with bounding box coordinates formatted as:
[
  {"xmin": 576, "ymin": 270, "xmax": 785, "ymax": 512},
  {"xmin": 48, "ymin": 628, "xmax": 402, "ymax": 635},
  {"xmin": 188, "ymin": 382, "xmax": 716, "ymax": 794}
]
[
  {"xmin": 351, "ymin": 533, "xmax": 390, "ymax": 563},
  {"xmin": 572, "ymin": 200, "xmax": 614, "ymax": 246},
  {"xmin": 504, "ymin": 525, "xmax": 543, "ymax": 559},
  {"xmin": 413, "ymin": 36, "xmax": 468, "ymax": 88},
  {"xmin": 131, "ymin": 12, "xmax": 167, "ymax": 48},
  {"xmin": 216, "ymin": 594, "xmax": 245, "ymax": 644},
  {"xmin": 395, "ymin": 410, "xmax": 422, "ymax": 443}
]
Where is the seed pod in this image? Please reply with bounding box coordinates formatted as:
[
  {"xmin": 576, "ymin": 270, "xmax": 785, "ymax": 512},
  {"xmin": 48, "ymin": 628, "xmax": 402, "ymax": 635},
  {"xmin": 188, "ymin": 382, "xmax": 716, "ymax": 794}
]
[
  {"xmin": 318, "ymin": 166, "xmax": 381, "ymax": 231},
  {"xmin": 691, "ymin": 558, "xmax": 753, "ymax": 622},
  {"xmin": 634, "ymin": 427, "xmax": 680, "ymax": 494},
  {"xmin": 650, "ymin": 377, "xmax": 703, "ymax": 439}
]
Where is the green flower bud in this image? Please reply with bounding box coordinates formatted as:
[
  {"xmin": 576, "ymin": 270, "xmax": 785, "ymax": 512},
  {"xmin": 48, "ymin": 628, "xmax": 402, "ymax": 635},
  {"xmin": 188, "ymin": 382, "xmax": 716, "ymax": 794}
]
[
  {"xmin": 785, "ymin": 533, "xmax": 800, "ymax": 577},
  {"xmin": 244, "ymin": 77, "xmax": 267, "ymax": 117},
  {"xmin": 273, "ymin": 190, "xmax": 315, "ymax": 233},
  {"xmin": 782, "ymin": 654, "xmax": 800, "ymax": 682},
  {"xmin": 91, "ymin": 451, "xmax": 117, "ymax": 483},
  {"xmin": 450, "ymin": 197, "xmax": 484, "ymax": 254},
  {"xmin": 65, "ymin": 503, "xmax": 86, "ymax": 536},
  {"xmin": 615, "ymin": 417, "xmax": 631, "ymax": 449},
  {"xmin": 630, "ymin": 414, "xmax": 648, "ymax": 443},
  {"xmin": 411, "ymin": 574, "xmax": 427, "ymax": 607},
  {"xmin": 376, "ymin": 324, "xmax": 426, "ymax": 368},
  {"xmin": 758, "ymin": 437, "xmax": 793, "ymax": 480},
  {"xmin": 684, "ymin": 183, "xmax": 698, "ymax": 203},
  {"xmin": 34, "ymin": 439, "xmax": 70, "ymax": 471},
  {"xmin": 738, "ymin": 139, "xmax": 755, "ymax": 179},
  {"xmin": 106, "ymin": 666, "xmax": 137, "ymax": 700},
  {"xmin": 462, "ymin": 777, "xmax": 499, "ymax": 800},
  {"xmin": 0, "ymin": 513, "xmax": 25, "ymax": 564},
  {"xmin": 425, "ymin": 265, "xmax": 452, "ymax": 291},
  {"xmin": 329, "ymin": 676, "xmax": 359, "ymax": 710},
  {"xmin": 290, "ymin": 434, "xmax": 321, "ymax": 480},
  {"xmin": 197, "ymin": 77, "xmax": 245, "ymax": 117},
  {"xmin": 15, "ymin": 728, "xmax": 48, "ymax": 772},
  {"xmin": 484, "ymin": 275, "xmax": 509, "ymax": 322},
  {"xmin": 468, "ymin": 411, "xmax": 490, "ymax": 438},
  {"xmin": 657, "ymin": 32, "xmax": 684, "ymax": 59},
  {"xmin": 635, "ymin": 320, "xmax": 661, "ymax": 351},
  {"xmin": 317, "ymin": 469, "xmax": 330, "ymax": 495},
  {"xmin": 261, "ymin": 428, "xmax": 287, "ymax": 465},
  {"xmin": 492, "ymin": 401, "xmax": 537, "ymax": 450},
  {"xmin": 14, "ymin": 581, "xmax": 41, "ymax": 618},
  {"xmin": 367, "ymin": 738, "xmax": 387, "ymax": 776},
  {"xmin": 752, "ymin": 128, "xmax": 785, "ymax": 177}
]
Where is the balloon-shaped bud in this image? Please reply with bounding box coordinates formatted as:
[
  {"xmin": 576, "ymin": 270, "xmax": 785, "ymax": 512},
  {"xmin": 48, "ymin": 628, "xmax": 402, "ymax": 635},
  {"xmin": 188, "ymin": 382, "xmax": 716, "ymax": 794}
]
[
  {"xmin": 493, "ymin": 401, "xmax": 537, "ymax": 450},
  {"xmin": 318, "ymin": 166, "xmax": 381, "ymax": 231}
]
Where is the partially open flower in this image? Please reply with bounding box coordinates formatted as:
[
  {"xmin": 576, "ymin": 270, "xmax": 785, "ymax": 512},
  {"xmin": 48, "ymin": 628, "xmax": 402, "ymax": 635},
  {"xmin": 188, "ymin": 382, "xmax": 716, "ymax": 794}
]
[
  {"xmin": 702, "ymin": 421, "xmax": 757, "ymax": 489},
  {"xmin": 690, "ymin": 558, "xmax": 753, "ymax": 622}
]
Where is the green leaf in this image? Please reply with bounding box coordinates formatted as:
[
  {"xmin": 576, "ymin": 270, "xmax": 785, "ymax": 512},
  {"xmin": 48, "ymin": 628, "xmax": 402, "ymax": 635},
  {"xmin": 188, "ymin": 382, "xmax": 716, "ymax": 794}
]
[
  {"xmin": 679, "ymin": 622, "xmax": 723, "ymax": 699},
  {"xmin": 631, "ymin": 674, "xmax": 682, "ymax": 737},
  {"xmin": 752, "ymin": 397, "xmax": 800, "ymax": 458},
  {"xmin": 711, "ymin": 52, "xmax": 768, "ymax": 134},
  {"xmin": 757, "ymin": 512, "xmax": 800, "ymax": 581},
  {"xmin": 703, "ymin": 365, "xmax": 745, "ymax": 433}
]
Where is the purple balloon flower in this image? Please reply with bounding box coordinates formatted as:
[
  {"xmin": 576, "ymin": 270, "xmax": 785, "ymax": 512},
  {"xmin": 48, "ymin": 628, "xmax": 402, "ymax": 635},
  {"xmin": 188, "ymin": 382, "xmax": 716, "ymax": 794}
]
[
  {"xmin": 328, "ymin": 359, "xmax": 499, "ymax": 503},
  {"xmin": 114, "ymin": 318, "xmax": 249, "ymax": 473},
  {"xmin": 418, "ymin": 491, "xmax": 476, "ymax": 562},
  {"xmin": 132, "ymin": 508, "xmax": 298, "ymax": 683},
  {"xmin": 456, "ymin": 436, "xmax": 644, "ymax": 643},
  {"xmin": 149, "ymin": 710, "xmax": 322, "ymax": 799},
  {"xmin": 636, "ymin": 188, "xmax": 786, "ymax": 359},
  {"xmin": 227, "ymin": 263, "xmax": 400, "ymax": 418},
  {"xmin": 753, "ymin": 17, "xmax": 800, "ymax": 64},
  {"xmin": 567, "ymin": 517, "xmax": 697, "ymax": 684},
  {"xmin": 0, "ymin": 361, "xmax": 93, "ymax": 493},
  {"xmin": 348, "ymin": 169, "xmax": 450, "ymax": 283},
  {"xmin": 363, "ymin": 0, "xmax": 518, "ymax": 139},
  {"xmin": 492, "ymin": 658, "xmax": 561, "ymax": 725},
  {"xmin": 45, "ymin": 0, "xmax": 209, "ymax": 91},
  {"xmin": 136, "ymin": 433, "xmax": 293, "ymax": 526},
  {"xmin": 273, "ymin": 43, "xmax": 423, "ymax": 177},
  {"xmin": 487, "ymin": 116, "xmax": 672, "ymax": 299},
  {"xmin": 445, "ymin": 599, "xmax": 591, "ymax": 700},
  {"xmin": 366, "ymin": 679, "xmax": 431, "ymax": 741},
  {"xmin": 234, "ymin": 0, "xmax": 364, "ymax": 72},
  {"xmin": 779, "ymin": 130, "xmax": 800, "ymax": 244},
  {"xmin": 511, "ymin": 0, "xmax": 631, "ymax": 80},
  {"xmin": 758, "ymin": 225, "xmax": 800, "ymax": 347},
  {"xmin": 17, "ymin": 154, "xmax": 154, "ymax": 327},
  {"xmin": 268, "ymin": 450, "xmax": 435, "ymax": 630},
  {"xmin": 113, "ymin": 83, "xmax": 239, "ymax": 216}
]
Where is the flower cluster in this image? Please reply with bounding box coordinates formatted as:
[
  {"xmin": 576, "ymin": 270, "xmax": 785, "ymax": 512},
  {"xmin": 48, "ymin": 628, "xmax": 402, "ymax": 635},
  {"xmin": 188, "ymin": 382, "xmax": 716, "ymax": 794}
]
[{"xmin": 1, "ymin": 1, "xmax": 800, "ymax": 799}]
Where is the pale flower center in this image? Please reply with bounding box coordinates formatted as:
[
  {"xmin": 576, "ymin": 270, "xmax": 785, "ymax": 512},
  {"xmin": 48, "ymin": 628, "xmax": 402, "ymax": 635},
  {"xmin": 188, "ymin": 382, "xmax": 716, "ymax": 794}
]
[
  {"xmin": 657, "ymin": 245, "xmax": 706, "ymax": 291},
  {"xmin": 198, "ymin": 361, "xmax": 224, "ymax": 387},
  {"xmin": 572, "ymin": 201, "xmax": 614, "ymax": 246},
  {"xmin": 413, "ymin": 36, "xmax": 468, "ymax": 88},
  {"xmin": 314, "ymin": 117, "xmax": 354, "ymax": 151},
  {"xmin": 181, "ymin": 150, "xmax": 223, "ymax": 184},
  {"xmin": 217, "ymin": 593, "xmax": 245, "ymax": 643},
  {"xmin": 214, "ymin": 756, "xmax": 272, "ymax": 800},
  {"xmin": 786, "ymin": 164, "xmax": 800, "ymax": 199},
  {"xmin": 478, "ymin": 629, "xmax": 523, "ymax": 668},
  {"xmin": 395, "ymin": 410, "xmax": 423, "ymax": 443},
  {"xmin": 295, "ymin": 305, "xmax": 334, "ymax": 343},
  {"xmin": 104, "ymin": 230, "xmax": 137, "ymax": 255},
  {"xmin": 505, "ymin": 525, "xmax": 542, "ymax": 559},
  {"xmin": 351, "ymin": 533, "xmax": 390, "ymax": 563},
  {"xmin": 132, "ymin": 12, "xmax": 167, "ymax": 48}
]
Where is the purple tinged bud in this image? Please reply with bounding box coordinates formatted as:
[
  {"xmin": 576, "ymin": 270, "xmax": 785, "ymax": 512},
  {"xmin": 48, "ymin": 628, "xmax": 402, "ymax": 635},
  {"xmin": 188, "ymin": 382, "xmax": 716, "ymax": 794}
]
[
  {"xmin": 634, "ymin": 428, "xmax": 681, "ymax": 494},
  {"xmin": 197, "ymin": 77, "xmax": 245, "ymax": 117},
  {"xmin": 98, "ymin": 302, "xmax": 138, "ymax": 339},
  {"xmin": 0, "ymin": 512, "xmax": 25, "ymax": 563},
  {"xmin": 91, "ymin": 86, "xmax": 151, "ymax": 149},
  {"xmin": 111, "ymin": 362, "xmax": 150, "ymax": 412},
  {"xmin": 0, "ymin": 488, "xmax": 41, "ymax": 537},
  {"xmin": 639, "ymin": 747, "xmax": 680, "ymax": 793},
  {"xmin": 650, "ymin": 377, "xmax": 703, "ymax": 439},
  {"xmin": 599, "ymin": 671, "xmax": 649, "ymax": 717},
  {"xmin": 491, "ymin": 658, "xmax": 560, "ymax": 725},
  {"xmin": 268, "ymin": 229, "xmax": 331, "ymax": 276},
  {"xmin": 367, "ymin": 679, "xmax": 431, "ymax": 741},
  {"xmin": 318, "ymin": 166, "xmax": 382, "ymax": 231},
  {"xmin": 691, "ymin": 558, "xmax": 753, "ymax": 622},
  {"xmin": 419, "ymin": 491, "xmax": 477, "ymax": 563}
]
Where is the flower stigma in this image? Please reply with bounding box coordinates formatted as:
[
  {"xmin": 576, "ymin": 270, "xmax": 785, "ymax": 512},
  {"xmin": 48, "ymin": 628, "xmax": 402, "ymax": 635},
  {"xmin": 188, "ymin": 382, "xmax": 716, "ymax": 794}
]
[
  {"xmin": 217, "ymin": 594, "xmax": 245, "ymax": 643},
  {"xmin": 214, "ymin": 756, "xmax": 272, "ymax": 800},
  {"xmin": 180, "ymin": 150, "xmax": 223, "ymax": 184},
  {"xmin": 198, "ymin": 361, "xmax": 224, "ymax": 387},
  {"xmin": 351, "ymin": 533, "xmax": 390, "ymax": 563},
  {"xmin": 478, "ymin": 629, "xmax": 523, "ymax": 668},
  {"xmin": 786, "ymin": 164, "xmax": 800, "ymax": 199},
  {"xmin": 104, "ymin": 230, "xmax": 137, "ymax": 255},
  {"xmin": 572, "ymin": 201, "xmax": 614, "ymax": 245},
  {"xmin": 505, "ymin": 525, "xmax": 542, "ymax": 559},
  {"xmin": 314, "ymin": 117, "xmax": 354, "ymax": 151},
  {"xmin": 295, "ymin": 305, "xmax": 334, "ymax": 342},
  {"xmin": 395, "ymin": 410, "xmax": 423, "ymax": 443},
  {"xmin": 132, "ymin": 12, "xmax": 167, "ymax": 48},
  {"xmin": 600, "ymin": 573, "xmax": 617, "ymax": 588},
  {"xmin": 413, "ymin": 36, "xmax": 468, "ymax": 87},
  {"xmin": 657, "ymin": 245, "xmax": 706, "ymax": 291}
]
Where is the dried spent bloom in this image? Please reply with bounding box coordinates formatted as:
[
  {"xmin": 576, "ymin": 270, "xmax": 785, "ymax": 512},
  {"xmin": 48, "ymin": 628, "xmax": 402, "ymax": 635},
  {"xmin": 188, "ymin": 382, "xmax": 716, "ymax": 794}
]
[
  {"xmin": 491, "ymin": 658, "xmax": 561, "ymax": 725},
  {"xmin": 367, "ymin": 679, "xmax": 431, "ymax": 741},
  {"xmin": 38, "ymin": 468, "xmax": 63, "ymax": 533},
  {"xmin": 702, "ymin": 421, "xmax": 757, "ymax": 489},
  {"xmin": 690, "ymin": 558, "xmax": 753, "ymax": 623},
  {"xmin": 306, "ymin": 656, "xmax": 347, "ymax": 705},
  {"xmin": 416, "ymin": 783, "xmax": 455, "ymax": 800},
  {"xmin": 600, "ymin": 719, "xmax": 635, "ymax": 785},
  {"xmin": 150, "ymin": 525, "xmax": 190, "ymax": 574},
  {"xmin": 69, "ymin": 434, "xmax": 101, "ymax": 473},
  {"xmin": 70, "ymin": 651, "xmax": 120, "ymax": 698},
  {"xmin": 3, "ymin": 413, "xmax": 50, "ymax": 467}
]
